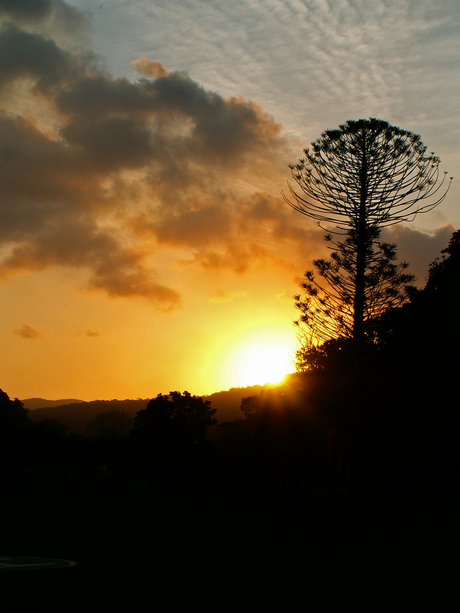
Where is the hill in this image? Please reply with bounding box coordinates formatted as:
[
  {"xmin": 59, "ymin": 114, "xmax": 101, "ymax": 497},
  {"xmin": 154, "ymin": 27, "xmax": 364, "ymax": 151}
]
[
  {"xmin": 27, "ymin": 398, "xmax": 149, "ymax": 434},
  {"xmin": 205, "ymin": 384, "xmax": 264, "ymax": 423},
  {"xmin": 22, "ymin": 398, "xmax": 83, "ymax": 410},
  {"xmin": 23, "ymin": 383, "xmax": 274, "ymax": 434}
]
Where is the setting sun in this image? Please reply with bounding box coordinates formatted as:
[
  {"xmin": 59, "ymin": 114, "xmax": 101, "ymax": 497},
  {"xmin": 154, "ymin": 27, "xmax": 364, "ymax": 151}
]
[{"xmin": 225, "ymin": 333, "xmax": 294, "ymax": 387}]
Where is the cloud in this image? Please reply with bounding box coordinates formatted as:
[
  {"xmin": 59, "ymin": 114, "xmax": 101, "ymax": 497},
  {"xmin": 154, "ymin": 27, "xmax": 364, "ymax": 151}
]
[
  {"xmin": 55, "ymin": 69, "xmax": 285, "ymax": 165},
  {"xmin": 0, "ymin": 0, "xmax": 86, "ymax": 31},
  {"xmin": 0, "ymin": 215, "xmax": 182, "ymax": 309},
  {"xmin": 151, "ymin": 203, "xmax": 232, "ymax": 248},
  {"xmin": 0, "ymin": 0, "xmax": 54, "ymax": 23},
  {"xmin": 61, "ymin": 115, "xmax": 155, "ymax": 171},
  {"xmin": 209, "ymin": 289, "xmax": 248, "ymax": 304},
  {"xmin": 14, "ymin": 324, "xmax": 42, "ymax": 339},
  {"xmin": 131, "ymin": 57, "xmax": 169, "ymax": 78},
  {"xmin": 0, "ymin": 2, "xmax": 331, "ymax": 306},
  {"xmin": 382, "ymin": 224, "xmax": 456, "ymax": 285},
  {"xmin": 0, "ymin": 24, "xmax": 77, "ymax": 93},
  {"xmin": 74, "ymin": 329, "xmax": 100, "ymax": 338}
]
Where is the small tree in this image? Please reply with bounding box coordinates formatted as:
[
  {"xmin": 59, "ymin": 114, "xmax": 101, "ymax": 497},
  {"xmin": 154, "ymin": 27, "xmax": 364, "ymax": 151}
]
[
  {"xmin": 284, "ymin": 118, "xmax": 452, "ymax": 349},
  {"xmin": 133, "ymin": 391, "xmax": 216, "ymax": 444}
]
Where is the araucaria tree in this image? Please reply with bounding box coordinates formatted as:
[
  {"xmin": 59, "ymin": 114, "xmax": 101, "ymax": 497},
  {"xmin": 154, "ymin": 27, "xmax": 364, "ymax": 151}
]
[{"xmin": 284, "ymin": 118, "xmax": 452, "ymax": 350}]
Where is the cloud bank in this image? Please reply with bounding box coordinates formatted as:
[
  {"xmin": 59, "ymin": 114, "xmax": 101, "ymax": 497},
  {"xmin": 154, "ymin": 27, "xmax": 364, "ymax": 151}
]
[
  {"xmin": 0, "ymin": 1, "xmax": 321, "ymax": 311},
  {"xmin": 0, "ymin": 1, "xmax": 454, "ymax": 313}
]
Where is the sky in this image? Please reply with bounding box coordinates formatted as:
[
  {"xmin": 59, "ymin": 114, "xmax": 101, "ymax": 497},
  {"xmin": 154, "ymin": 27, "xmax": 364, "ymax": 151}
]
[{"xmin": 0, "ymin": 0, "xmax": 458, "ymax": 401}]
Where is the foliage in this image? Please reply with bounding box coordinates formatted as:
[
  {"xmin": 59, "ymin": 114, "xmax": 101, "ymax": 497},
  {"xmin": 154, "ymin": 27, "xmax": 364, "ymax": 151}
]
[
  {"xmin": 284, "ymin": 118, "xmax": 451, "ymax": 232},
  {"xmin": 294, "ymin": 230, "xmax": 415, "ymax": 349},
  {"xmin": 0, "ymin": 389, "xmax": 29, "ymax": 430},
  {"xmin": 425, "ymin": 229, "xmax": 460, "ymax": 295},
  {"xmin": 284, "ymin": 118, "xmax": 451, "ymax": 349},
  {"xmin": 133, "ymin": 391, "xmax": 216, "ymax": 444}
]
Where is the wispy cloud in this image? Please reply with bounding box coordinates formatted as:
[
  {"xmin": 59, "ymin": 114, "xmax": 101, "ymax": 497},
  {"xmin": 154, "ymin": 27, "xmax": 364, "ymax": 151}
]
[
  {"xmin": 108, "ymin": 1, "xmax": 459, "ymax": 162},
  {"xmin": 209, "ymin": 289, "xmax": 248, "ymax": 304},
  {"xmin": 74, "ymin": 329, "xmax": 101, "ymax": 338},
  {"xmin": 14, "ymin": 324, "xmax": 42, "ymax": 339}
]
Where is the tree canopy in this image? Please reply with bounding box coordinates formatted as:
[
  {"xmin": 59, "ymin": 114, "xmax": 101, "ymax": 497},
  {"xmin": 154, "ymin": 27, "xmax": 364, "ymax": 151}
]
[
  {"xmin": 133, "ymin": 391, "xmax": 216, "ymax": 444},
  {"xmin": 0, "ymin": 389, "xmax": 29, "ymax": 431},
  {"xmin": 284, "ymin": 118, "xmax": 451, "ymax": 232},
  {"xmin": 284, "ymin": 118, "xmax": 452, "ymax": 348}
]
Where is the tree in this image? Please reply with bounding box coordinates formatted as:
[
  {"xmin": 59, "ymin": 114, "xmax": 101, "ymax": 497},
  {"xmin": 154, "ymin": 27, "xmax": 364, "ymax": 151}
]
[
  {"xmin": 293, "ymin": 232, "xmax": 416, "ymax": 349},
  {"xmin": 0, "ymin": 389, "xmax": 29, "ymax": 430},
  {"xmin": 284, "ymin": 118, "xmax": 452, "ymax": 349},
  {"xmin": 133, "ymin": 391, "xmax": 216, "ymax": 444},
  {"xmin": 132, "ymin": 391, "xmax": 217, "ymax": 484},
  {"xmin": 425, "ymin": 229, "xmax": 460, "ymax": 297},
  {"xmin": 378, "ymin": 229, "xmax": 460, "ymax": 354}
]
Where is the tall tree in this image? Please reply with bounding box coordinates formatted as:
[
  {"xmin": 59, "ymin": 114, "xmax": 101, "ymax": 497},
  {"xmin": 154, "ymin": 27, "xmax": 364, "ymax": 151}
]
[
  {"xmin": 284, "ymin": 118, "xmax": 452, "ymax": 348},
  {"xmin": 293, "ymin": 230, "xmax": 416, "ymax": 349}
]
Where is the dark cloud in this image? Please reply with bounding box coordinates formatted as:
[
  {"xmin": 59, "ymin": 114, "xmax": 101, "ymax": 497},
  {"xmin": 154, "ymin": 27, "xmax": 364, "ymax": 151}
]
[
  {"xmin": 151, "ymin": 204, "xmax": 232, "ymax": 248},
  {"xmin": 187, "ymin": 243, "xmax": 270, "ymax": 274},
  {"xmin": 61, "ymin": 115, "xmax": 155, "ymax": 171},
  {"xmin": 0, "ymin": 0, "xmax": 53, "ymax": 22},
  {"xmin": 87, "ymin": 270, "xmax": 182, "ymax": 310},
  {"xmin": 0, "ymin": 25, "xmax": 77, "ymax": 92},
  {"xmin": 56, "ymin": 73, "xmax": 148, "ymax": 117},
  {"xmin": 0, "ymin": 0, "xmax": 86, "ymax": 32},
  {"xmin": 56, "ymin": 68, "xmax": 284, "ymax": 164},
  {"xmin": 0, "ymin": 113, "xmax": 95, "ymax": 213},
  {"xmin": 244, "ymin": 192, "xmax": 318, "ymax": 244},
  {"xmin": 382, "ymin": 224, "xmax": 456, "ymax": 286},
  {"xmin": 14, "ymin": 324, "xmax": 42, "ymax": 339},
  {"xmin": 0, "ymin": 10, "xmax": 308, "ymax": 304}
]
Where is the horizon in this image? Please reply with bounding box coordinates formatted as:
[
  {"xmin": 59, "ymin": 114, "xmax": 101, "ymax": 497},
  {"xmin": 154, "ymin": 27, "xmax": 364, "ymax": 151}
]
[{"xmin": 19, "ymin": 375, "xmax": 295, "ymax": 405}]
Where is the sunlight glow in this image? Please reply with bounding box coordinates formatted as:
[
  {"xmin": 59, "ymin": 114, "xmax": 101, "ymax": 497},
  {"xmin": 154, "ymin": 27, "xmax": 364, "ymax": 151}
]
[{"xmin": 226, "ymin": 333, "xmax": 294, "ymax": 387}]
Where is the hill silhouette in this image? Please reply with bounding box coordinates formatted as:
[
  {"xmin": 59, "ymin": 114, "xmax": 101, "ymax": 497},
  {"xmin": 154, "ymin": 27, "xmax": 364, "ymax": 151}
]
[
  {"xmin": 23, "ymin": 383, "xmax": 275, "ymax": 434},
  {"xmin": 22, "ymin": 398, "xmax": 83, "ymax": 410},
  {"xmin": 27, "ymin": 398, "xmax": 149, "ymax": 434}
]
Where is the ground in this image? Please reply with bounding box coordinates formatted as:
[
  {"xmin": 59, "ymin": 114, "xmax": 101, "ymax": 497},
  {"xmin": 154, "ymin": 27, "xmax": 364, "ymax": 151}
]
[{"xmin": 0, "ymin": 483, "xmax": 456, "ymax": 606}]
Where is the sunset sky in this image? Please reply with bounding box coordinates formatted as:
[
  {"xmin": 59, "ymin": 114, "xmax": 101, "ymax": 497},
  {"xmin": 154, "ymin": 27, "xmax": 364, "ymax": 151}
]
[{"xmin": 1, "ymin": 0, "xmax": 458, "ymax": 401}]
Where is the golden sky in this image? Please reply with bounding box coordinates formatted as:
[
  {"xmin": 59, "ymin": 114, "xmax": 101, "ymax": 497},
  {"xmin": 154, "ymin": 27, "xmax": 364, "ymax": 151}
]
[{"xmin": 0, "ymin": 1, "xmax": 458, "ymax": 400}]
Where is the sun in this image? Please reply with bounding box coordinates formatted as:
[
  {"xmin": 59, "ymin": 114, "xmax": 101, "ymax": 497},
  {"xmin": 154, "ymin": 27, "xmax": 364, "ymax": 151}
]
[{"xmin": 226, "ymin": 333, "xmax": 294, "ymax": 387}]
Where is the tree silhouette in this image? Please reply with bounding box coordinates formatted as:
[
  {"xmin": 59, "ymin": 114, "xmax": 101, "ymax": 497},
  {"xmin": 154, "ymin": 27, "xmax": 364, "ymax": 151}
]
[
  {"xmin": 134, "ymin": 391, "xmax": 216, "ymax": 444},
  {"xmin": 425, "ymin": 229, "xmax": 460, "ymax": 297},
  {"xmin": 0, "ymin": 389, "xmax": 29, "ymax": 430},
  {"xmin": 378, "ymin": 229, "xmax": 460, "ymax": 356},
  {"xmin": 132, "ymin": 392, "xmax": 217, "ymax": 484},
  {"xmin": 284, "ymin": 118, "xmax": 452, "ymax": 348},
  {"xmin": 293, "ymin": 232, "xmax": 415, "ymax": 350}
]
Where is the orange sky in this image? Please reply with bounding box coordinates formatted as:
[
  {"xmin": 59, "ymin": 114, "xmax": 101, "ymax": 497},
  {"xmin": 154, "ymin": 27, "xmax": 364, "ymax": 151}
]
[{"xmin": 0, "ymin": 1, "xmax": 457, "ymax": 401}]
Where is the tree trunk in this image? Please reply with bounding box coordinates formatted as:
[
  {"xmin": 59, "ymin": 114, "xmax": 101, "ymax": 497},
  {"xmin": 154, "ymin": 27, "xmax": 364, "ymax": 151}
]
[{"xmin": 353, "ymin": 129, "xmax": 368, "ymax": 347}]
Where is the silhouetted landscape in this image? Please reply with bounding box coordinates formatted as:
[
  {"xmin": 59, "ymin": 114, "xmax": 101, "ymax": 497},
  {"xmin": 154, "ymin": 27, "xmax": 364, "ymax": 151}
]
[
  {"xmin": 1, "ymin": 231, "xmax": 459, "ymax": 604},
  {"xmin": 1, "ymin": 1, "xmax": 458, "ymax": 603}
]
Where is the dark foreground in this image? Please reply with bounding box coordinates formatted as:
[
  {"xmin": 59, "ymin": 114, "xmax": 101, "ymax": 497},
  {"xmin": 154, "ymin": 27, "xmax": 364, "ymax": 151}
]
[{"xmin": 0, "ymin": 483, "xmax": 456, "ymax": 607}]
